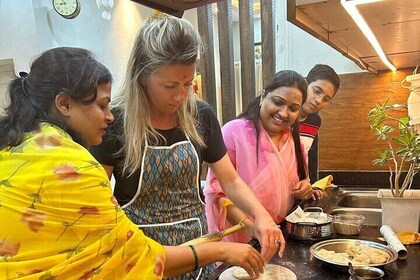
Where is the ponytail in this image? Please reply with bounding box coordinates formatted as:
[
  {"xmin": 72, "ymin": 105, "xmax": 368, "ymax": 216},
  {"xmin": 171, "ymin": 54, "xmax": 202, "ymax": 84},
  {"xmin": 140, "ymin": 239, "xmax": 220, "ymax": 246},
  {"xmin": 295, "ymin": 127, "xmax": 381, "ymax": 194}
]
[
  {"xmin": 0, "ymin": 75, "xmax": 41, "ymax": 149},
  {"xmin": 291, "ymin": 121, "xmax": 308, "ymax": 180}
]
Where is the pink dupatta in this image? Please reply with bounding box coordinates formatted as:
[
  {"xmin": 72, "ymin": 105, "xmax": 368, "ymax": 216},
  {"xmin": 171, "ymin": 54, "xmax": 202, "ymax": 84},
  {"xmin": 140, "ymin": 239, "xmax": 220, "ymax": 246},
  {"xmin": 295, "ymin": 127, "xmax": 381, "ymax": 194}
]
[{"xmin": 204, "ymin": 119, "xmax": 300, "ymax": 243}]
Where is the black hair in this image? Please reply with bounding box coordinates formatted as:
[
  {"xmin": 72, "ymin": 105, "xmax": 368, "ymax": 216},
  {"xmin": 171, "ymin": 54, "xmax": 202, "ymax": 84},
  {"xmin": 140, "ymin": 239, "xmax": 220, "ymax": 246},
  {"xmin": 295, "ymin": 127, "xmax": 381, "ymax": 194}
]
[
  {"xmin": 306, "ymin": 64, "xmax": 340, "ymax": 93},
  {"xmin": 0, "ymin": 47, "xmax": 112, "ymax": 149},
  {"xmin": 238, "ymin": 70, "xmax": 308, "ymax": 180}
]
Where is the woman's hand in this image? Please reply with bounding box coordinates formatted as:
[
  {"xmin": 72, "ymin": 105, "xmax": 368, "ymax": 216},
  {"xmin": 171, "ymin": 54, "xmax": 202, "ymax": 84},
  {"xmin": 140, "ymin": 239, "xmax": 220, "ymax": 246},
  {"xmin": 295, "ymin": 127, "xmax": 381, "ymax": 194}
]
[
  {"xmin": 220, "ymin": 242, "xmax": 265, "ymax": 278},
  {"xmin": 253, "ymin": 214, "xmax": 285, "ymax": 262},
  {"xmin": 164, "ymin": 242, "xmax": 264, "ymax": 278},
  {"xmin": 292, "ymin": 179, "xmax": 313, "ymax": 200},
  {"xmin": 312, "ymin": 189, "xmax": 324, "ymax": 200}
]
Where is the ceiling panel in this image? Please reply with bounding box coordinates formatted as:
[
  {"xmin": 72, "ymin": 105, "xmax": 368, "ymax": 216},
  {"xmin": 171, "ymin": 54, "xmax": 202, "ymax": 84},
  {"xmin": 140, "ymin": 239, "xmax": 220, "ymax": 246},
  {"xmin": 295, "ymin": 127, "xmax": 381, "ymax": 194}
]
[
  {"xmin": 131, "ymin": 0, "xmax": 223, "ymax": 17},
  {"xmin": 288, "ymin": 0, "xmax": 420, "ymax": 72}
]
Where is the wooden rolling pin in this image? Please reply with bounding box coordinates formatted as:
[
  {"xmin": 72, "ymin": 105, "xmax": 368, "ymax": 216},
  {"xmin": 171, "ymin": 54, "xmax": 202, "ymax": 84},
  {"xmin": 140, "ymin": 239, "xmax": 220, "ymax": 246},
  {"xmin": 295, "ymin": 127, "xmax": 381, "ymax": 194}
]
[{"xmin": 180, "ymin": 222, "xmax": 245, "ymax": 246}]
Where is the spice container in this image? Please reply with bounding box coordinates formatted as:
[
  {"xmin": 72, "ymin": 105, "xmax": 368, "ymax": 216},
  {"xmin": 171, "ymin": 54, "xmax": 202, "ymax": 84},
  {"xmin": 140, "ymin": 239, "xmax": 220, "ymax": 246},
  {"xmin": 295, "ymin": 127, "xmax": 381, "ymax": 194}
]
[{"xmin": 333, "ymin": 214, "xmax": 365, "ymax": 235}]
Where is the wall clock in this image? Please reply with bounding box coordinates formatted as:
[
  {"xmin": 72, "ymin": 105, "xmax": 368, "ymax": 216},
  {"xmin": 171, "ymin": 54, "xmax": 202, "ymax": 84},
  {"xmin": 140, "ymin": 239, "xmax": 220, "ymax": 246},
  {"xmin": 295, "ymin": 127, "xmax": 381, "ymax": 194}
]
[{"xmin": 52, "ymin": 0, "xmax": 81, "ymax": 19}]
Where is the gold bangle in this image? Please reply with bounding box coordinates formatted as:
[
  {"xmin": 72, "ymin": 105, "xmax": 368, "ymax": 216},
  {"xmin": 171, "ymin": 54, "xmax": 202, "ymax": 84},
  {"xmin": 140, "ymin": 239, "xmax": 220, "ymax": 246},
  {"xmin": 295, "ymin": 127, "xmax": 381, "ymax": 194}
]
[
  {"xmin": 238, "ymin": 216, "xmax": 248, "ymax": 225},
  {"xmin": 188, "ymin": 245, "xmax": 198, "ymax": 271}
]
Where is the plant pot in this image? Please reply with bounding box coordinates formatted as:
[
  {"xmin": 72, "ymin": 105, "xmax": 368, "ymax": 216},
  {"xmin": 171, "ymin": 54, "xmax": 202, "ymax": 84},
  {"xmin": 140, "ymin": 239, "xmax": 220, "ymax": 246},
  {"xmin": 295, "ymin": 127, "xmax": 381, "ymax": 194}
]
[
  {"xmin": 377, "ymin": 189, "xmax": 420, "ymax": 232},
  {"xmin": 405, "ymin": 73, "xmax": 420, "ymax": 129}
]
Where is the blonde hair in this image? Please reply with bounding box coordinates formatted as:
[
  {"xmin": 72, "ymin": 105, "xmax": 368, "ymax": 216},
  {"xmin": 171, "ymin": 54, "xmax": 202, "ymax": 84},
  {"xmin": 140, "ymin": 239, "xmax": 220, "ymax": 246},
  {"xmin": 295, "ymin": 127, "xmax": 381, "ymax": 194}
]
[{"xmin": 113, "ymin": 14, "xmax": 205, "ymax": 176}]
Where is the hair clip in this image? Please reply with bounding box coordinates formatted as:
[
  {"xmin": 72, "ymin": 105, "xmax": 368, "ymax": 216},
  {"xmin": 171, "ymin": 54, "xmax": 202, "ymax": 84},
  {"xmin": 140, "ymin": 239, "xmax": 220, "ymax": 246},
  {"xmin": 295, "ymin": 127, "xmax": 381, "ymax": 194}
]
[
  {"xmin": 146, "ymin": 10, "xmax": 168, "ymax": 24},
  {"xmin": 19, "ymin": 71, "xmax": 29, "ymax": 79},
  {"xmin": 19, "ymin": 71, "xmax": 30, "ymax": 97}
]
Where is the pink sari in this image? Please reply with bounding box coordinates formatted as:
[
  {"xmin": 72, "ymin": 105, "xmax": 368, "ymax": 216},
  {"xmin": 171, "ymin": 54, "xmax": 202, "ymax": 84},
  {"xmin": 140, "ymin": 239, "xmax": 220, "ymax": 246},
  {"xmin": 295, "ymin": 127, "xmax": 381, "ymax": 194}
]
[{"xmin": 204, "ymin": 119, "xmax": 301, "ymax": 243}]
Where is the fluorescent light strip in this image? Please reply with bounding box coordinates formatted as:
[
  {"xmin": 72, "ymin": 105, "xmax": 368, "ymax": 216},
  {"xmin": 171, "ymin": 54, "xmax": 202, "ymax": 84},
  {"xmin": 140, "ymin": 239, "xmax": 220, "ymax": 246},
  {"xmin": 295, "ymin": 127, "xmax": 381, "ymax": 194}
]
[{"xmin": 341, "ymin": 0, "xmax": 397, "ymax": 71}]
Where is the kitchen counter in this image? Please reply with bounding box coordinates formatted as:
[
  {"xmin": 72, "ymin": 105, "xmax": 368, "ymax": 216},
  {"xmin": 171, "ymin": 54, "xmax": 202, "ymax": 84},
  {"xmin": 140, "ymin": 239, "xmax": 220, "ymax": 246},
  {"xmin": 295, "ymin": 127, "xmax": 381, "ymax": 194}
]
[
  {"xmin": 207, "ymin": 225, "xmax": 420, "ymax": 279},
  {"xmin": 206, "ymin": 187, "xmax": 420, "ymax": 279}
]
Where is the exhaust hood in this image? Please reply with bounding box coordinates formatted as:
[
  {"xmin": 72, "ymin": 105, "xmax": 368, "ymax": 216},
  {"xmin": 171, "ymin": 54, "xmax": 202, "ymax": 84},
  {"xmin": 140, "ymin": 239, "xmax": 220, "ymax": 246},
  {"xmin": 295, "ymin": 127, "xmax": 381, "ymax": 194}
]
[
  {"xmin": 287, "ymin": 0, "xmax": 420, "ymax": 72},
  {"xmin": 131, "ymin": 0, "xmax": 223, "ymax": 17}
]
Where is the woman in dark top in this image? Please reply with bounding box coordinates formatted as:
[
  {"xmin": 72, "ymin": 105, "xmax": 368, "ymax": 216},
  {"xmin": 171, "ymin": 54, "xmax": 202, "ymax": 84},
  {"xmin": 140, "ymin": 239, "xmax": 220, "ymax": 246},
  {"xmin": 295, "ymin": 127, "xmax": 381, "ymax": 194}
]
[{"xmin": 90, "ymin": 12, "xmax": 283, "ymax": 280}]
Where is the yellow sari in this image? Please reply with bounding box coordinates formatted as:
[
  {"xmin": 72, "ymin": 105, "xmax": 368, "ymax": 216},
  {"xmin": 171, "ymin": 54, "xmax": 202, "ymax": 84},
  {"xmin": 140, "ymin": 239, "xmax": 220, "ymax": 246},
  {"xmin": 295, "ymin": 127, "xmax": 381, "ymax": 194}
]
[{"xmin": 0, "ymin": 123, "xmax": 166, "ymax": 279}]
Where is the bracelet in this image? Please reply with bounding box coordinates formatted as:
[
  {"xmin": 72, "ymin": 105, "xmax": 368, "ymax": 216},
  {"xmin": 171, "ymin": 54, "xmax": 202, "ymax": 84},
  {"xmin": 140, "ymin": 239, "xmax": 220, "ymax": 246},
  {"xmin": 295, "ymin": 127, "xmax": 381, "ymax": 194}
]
[
  {"xmin": 238, "ymin": 216, "xmax": 248, "ymax": 225},
  {"xmin": 188, "ymin": 245, "xmax": 198, "ymax": 271}
]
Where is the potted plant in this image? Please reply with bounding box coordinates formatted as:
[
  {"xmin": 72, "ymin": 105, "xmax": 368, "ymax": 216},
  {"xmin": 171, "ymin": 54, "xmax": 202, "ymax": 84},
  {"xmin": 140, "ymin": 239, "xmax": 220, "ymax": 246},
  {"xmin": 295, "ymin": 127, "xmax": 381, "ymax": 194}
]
[{"xmin": 368, "ymin": 96, "xmax": 420, "ymax": 232}]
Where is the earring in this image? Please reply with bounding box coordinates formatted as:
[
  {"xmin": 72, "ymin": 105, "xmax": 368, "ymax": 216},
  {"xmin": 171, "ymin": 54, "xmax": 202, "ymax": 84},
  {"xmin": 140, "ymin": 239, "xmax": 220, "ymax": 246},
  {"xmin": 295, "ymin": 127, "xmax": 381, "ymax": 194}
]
[{"xmin": 64, "ymin": 104, "xmax": 70, "ymax": 114}]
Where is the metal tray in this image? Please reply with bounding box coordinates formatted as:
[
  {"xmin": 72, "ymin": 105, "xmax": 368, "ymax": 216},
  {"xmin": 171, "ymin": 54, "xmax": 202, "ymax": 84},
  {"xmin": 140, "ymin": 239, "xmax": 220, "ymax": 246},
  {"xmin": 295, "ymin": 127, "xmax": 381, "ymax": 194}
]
[{"xmin": 310, "ymin": 239, "xmax": 398, "ymax": 268}]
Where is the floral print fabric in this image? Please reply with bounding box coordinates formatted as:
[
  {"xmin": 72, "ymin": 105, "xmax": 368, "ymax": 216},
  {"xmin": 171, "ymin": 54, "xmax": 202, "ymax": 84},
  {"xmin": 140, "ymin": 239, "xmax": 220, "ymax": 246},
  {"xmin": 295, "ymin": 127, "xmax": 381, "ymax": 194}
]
[{"xmin": 0, "ymin": 123, "xmax": 166, "ymax": 279}]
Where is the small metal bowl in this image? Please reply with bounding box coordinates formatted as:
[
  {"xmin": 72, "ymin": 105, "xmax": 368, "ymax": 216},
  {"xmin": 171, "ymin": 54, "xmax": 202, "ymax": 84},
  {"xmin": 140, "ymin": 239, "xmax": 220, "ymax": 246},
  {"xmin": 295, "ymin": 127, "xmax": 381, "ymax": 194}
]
[{"xmin": 348, "ymin": 266, "xmax": 385, "ymax": 279}]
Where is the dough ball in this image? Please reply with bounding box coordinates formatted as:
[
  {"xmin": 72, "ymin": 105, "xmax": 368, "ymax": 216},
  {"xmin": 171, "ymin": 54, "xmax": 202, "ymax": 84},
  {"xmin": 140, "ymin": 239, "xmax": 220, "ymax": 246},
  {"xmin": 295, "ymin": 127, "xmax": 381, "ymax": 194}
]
[{"xmin": 233, "ymin": 267, "xmax": 254, "ymax": 280}]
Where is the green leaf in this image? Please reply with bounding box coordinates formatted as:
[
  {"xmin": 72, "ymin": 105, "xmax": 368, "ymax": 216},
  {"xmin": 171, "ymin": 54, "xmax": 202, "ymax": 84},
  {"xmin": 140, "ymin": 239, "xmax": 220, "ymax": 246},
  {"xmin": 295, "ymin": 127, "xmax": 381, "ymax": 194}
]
[
  {"xmin": 10, "ymin": 141, "xmax": 29, "ymax": 153},
  {"xmin": 28, "ymin": 193, "xmax": 42, "ymax": 202},
  {"xmin": 0, "ymin": 180, "xmax": 12, "ymax": 188}
]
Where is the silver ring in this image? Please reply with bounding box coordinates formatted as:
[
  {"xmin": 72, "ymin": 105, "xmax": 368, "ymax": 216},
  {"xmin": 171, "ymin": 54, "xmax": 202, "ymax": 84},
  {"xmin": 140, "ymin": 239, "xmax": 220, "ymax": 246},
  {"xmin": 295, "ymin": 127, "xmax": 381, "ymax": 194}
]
[{"xmin": 274, "ymin": 239, "xmax": 281, "ymax": 245}]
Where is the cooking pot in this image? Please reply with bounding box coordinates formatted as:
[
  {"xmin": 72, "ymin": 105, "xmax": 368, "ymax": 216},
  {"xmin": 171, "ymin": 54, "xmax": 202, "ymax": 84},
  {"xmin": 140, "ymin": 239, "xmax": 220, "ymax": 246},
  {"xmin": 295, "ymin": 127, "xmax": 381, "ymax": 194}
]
[{"xmin": 286, "ymin": 207, "xmax": 335, "ymax": 241}]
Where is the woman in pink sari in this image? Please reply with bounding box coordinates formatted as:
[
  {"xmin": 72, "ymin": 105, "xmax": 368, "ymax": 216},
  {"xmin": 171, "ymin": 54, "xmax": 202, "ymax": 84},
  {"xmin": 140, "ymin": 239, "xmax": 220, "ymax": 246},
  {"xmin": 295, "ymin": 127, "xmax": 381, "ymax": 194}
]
[{"xmin": 204, "ymin": 70, "xmax": 314, "ymax": 245}]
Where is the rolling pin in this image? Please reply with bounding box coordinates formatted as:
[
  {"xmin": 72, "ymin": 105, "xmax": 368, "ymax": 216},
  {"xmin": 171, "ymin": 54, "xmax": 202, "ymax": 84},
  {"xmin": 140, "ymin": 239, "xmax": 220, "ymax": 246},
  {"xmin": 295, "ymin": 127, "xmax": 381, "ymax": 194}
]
[{"xmin": 180, "ymin": 222, "xmax": 245, "ymax": 246}]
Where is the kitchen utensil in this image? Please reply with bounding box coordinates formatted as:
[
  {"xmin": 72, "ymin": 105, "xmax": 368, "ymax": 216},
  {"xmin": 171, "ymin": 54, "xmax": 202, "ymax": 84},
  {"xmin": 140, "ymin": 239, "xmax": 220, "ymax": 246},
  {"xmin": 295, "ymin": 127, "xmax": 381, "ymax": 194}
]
[
  {"xmin": 380, "ymin": 225, "xmax": 408, "ymax": 259},
  {"xmin": 348, "ymin": 262, "xmax": 363, "ymax": 280},
  {"xmin": 180, "ymin": 222, "xmax": 244, "ymax": 246},
  {"xmin": 286, "ymin": 207, "xmax": 335, "ymax": 241},
  {"xmin": 348, "ymin": 262, "xmax": 385, "ymax": 280},
  {"xmin": 310, "ymin": 239, "xmax": 398, "ymax": 272},
  {"xmin": 334, "ymin": 213, "xmax": 365, "ymax": 235}
]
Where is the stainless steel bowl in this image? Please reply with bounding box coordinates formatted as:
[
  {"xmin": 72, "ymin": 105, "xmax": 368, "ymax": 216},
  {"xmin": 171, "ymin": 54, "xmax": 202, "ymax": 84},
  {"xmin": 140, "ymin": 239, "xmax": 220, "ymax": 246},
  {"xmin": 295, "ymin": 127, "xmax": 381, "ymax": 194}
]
[
  {"xmin": 310, "ymin": 239, "xmax": 398, "ymax": 269},
  {"xmin": 286, "ymin": 207, "xmax": 336, "ymax": 241},
  {"xmin": 349, "ymin": 266, "xmax": 385, "ymax": 279}
]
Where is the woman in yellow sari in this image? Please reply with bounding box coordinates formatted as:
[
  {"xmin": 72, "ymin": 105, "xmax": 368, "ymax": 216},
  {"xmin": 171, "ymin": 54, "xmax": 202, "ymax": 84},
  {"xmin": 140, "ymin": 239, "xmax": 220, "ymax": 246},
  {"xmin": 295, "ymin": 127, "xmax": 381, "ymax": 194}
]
[{"xmin": 0, "ymin": 47, "xmax": 264, "ymax": 279}]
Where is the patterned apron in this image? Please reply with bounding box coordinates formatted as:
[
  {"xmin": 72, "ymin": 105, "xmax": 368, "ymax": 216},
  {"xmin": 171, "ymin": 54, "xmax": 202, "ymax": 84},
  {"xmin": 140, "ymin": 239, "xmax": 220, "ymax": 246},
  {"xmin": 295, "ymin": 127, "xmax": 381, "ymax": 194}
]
[{"xmin": 122, "ymin": 136, "xmax": 211, "ymax": 279}]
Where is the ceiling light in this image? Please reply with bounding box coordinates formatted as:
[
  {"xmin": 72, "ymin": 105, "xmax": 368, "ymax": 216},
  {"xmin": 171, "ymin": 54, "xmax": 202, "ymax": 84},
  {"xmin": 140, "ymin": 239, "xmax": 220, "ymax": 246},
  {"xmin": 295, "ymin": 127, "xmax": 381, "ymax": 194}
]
[{"xmin": 341, "ymin": 0, "xmax": 396, "ymax": 71}]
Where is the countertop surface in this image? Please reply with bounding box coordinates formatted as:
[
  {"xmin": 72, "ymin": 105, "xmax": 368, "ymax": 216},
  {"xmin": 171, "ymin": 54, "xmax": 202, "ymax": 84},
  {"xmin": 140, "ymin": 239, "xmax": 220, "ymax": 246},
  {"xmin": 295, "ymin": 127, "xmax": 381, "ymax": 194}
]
[
  {"xmin": 207, "ymin": 187, "xmax": 420, "ymax": 280},
  {"xmin": 208, "ymin": 226, "xmax": 420, "ymax": 280}
]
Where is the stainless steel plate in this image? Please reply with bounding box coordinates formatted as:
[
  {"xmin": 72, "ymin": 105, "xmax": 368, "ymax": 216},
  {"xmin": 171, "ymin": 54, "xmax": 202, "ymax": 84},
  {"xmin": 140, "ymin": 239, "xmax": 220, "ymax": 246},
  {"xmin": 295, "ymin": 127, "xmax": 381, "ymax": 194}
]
[{"xmin": 310, "ymin": 239, "xmax": 398, "ymax": 268}]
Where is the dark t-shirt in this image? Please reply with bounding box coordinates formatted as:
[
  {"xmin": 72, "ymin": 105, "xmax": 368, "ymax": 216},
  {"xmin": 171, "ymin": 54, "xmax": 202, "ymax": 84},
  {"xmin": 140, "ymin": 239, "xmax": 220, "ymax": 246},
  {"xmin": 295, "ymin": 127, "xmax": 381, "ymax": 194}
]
[
  {"xmin": 89, "ymin": 100, "xmax": 227, "ymax": 205},
  {"xmin": 299, "ymin": 113, "xmax": 322, "ymax": 182}
]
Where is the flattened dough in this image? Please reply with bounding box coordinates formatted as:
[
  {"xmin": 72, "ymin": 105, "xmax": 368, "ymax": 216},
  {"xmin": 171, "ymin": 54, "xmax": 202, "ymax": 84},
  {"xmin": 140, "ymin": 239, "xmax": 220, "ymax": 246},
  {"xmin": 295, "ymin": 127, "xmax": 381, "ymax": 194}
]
[{"xmin": 220, "ymin": 264, "xmax": 297, "ymax": 280}]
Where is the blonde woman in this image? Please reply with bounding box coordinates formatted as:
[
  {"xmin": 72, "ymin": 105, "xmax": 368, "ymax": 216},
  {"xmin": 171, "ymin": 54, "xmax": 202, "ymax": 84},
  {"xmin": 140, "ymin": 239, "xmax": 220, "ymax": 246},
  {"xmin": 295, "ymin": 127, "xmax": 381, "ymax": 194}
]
[{"xmin": 90, "ymin": 13, "xmax": 283, "ymax": 279}]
